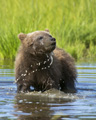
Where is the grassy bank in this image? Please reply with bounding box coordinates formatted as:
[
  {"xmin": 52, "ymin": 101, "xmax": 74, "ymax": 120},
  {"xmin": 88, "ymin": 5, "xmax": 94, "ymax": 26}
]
[{"xmin": 0, "ymin": 0, "xmax": 96, "ymax": 61}]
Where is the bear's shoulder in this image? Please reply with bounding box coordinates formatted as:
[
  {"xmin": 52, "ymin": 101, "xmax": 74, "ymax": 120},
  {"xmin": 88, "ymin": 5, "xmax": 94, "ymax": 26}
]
[{"xmin": 53, "ymin": 47, "xmax": 74, "ymax": 63}]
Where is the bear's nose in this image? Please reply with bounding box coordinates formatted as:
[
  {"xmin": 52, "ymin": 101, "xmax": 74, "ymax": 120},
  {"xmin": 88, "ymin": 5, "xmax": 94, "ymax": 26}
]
[{"xmin": 51, "ymin": 37, "xmax": 56, "ymax": 41}]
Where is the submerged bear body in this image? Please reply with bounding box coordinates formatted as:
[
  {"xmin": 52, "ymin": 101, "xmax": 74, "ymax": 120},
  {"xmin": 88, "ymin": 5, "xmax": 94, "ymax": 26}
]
[{"xmin": 15, "ymin": 30, "xmax": 77, "ymax": 93}]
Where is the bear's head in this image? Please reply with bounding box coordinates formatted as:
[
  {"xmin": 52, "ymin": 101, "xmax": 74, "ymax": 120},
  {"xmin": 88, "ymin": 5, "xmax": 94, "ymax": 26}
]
[{"xmin": 18, "ymin": 30, "xmax": 56, "ymax": 56}]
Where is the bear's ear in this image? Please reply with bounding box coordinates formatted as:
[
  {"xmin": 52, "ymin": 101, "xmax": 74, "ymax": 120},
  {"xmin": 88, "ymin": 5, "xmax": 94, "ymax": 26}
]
[
  {"xmin": 18, "ymin": 33, "xmax": 27, "ymax": 41},
  {"xmin": 45, "ymin": 29, "xmax": 50, "ymax": 33}
]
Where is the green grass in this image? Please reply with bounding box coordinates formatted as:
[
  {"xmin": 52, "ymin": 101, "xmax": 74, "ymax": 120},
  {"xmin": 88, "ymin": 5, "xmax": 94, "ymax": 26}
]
[{"xmin": 0, "ymin": 0, "xmax": 96, "ymax": 61}]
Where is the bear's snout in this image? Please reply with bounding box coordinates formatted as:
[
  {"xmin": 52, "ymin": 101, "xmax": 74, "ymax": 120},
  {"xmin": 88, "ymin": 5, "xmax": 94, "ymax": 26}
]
[
  {"xmin": 51, "ymin": 37, "xmax": 56, "ymax": 42},
  {"xmin": 50, "ymin": 37, "xmax": 56, "ymax": 47}
]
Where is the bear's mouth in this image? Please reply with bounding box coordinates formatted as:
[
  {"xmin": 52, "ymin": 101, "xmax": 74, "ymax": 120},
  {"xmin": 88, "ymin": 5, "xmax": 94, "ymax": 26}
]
[
  {"xmin": 45, "ymin": 42, "xmax": 56, "ymax": 53},
  {"xmin": 51, "ymin": 42, "xmax": 56, "ymax": 46},
  {"xmin": 51, "ymin": 42, "xmax": 56, "ymax": 51}
]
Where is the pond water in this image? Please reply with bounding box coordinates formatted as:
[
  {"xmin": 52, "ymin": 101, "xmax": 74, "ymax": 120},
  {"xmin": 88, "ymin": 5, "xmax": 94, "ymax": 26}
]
[{"xmin": 0, "ymin": 60, "xmax": 96, "ymax": 120}]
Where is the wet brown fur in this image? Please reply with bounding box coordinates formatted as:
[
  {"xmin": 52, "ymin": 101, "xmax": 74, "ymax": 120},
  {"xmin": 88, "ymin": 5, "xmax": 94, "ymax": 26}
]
[{"xmin": 15, "ymin": 30, "xmax": 77, "ymax": 93}]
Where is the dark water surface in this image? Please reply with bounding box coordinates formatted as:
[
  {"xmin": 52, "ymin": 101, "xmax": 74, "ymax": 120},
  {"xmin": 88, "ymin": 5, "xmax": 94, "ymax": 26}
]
[{"xmin": 0, "ymin": 60, "xmax": 96, "ymax": 120}]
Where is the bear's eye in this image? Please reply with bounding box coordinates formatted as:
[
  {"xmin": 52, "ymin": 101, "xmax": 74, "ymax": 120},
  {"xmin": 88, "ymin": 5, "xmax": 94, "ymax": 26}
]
[
  {"xmin": 38, "ymin": 36, "xmax": 43, "ymax": 40},
  {"xmin": 29, "ymin": 43, "xmax": 34, "ymax": 47}
]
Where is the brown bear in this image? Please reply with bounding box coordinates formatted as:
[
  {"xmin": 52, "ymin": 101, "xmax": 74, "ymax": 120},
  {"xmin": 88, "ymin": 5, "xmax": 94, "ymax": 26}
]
[{"xmin": 15, "ymin": 29, "xmax": 77, "ymax": 93}]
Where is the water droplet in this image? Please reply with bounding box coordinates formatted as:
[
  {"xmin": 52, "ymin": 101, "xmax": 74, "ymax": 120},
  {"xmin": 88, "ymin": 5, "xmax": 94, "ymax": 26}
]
[
  {"xmin": 38, "ymin": 62, "xmax": 40, "ymax": 66},
  {"xmin": 24, "ymin": 74, "xmax": 26, "ymax": 76},
  {"xmin": 36, "ymin": 102, "xmax": 39, "ymax": 104},
  {"xmin": 40, "ymin": 109, "xmax": 42, "ymax": 111},
  {"xmin": 44, "ymin": 61, "xmax": 47, "ymax": 64},
  {"xmin": 29, "ymin": 102, "xmax": 32, "ymax": 104},
  {"xmin": 46, "ymin": 54, "xmax": 49, "ymax": 58},
  {"xmin": 24, "ymin": 83, "xmax": 26, "ymax": 86},
  {"xmin": 19, "ymin": 100, "xmax": 23, "ymax": 103},
  {"xmin": 24, "ymin": 99, "xmax": 27, "ymax": 101},
  {"xmin": 47, "ymin": 59, "xmax": 50, "ymax": 61},
  {"xmin": 21, "ymin": 74, "xmax": 24, "ymax": 76}
]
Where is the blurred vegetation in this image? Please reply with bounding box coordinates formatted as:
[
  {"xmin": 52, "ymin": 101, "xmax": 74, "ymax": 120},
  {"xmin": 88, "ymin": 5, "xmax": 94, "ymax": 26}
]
[{"xmin": 0, "ymin": 0, "xmax": 96, "ymax": 61}]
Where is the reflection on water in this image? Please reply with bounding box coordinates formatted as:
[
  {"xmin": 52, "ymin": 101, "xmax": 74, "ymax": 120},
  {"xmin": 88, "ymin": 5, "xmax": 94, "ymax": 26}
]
[{"xmin": 0, "ymin": 60, "xmax": 96, "ymax": 120}]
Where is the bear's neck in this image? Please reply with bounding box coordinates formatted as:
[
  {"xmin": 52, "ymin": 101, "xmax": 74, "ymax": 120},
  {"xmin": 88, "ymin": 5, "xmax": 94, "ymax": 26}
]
[
  {"xmin": 15, "ymin": 50, "xmax": 54, "ymax": 83},
  {"xmin": 23, "ymin": 50, "xmax": 53, "ymax": 71}
]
